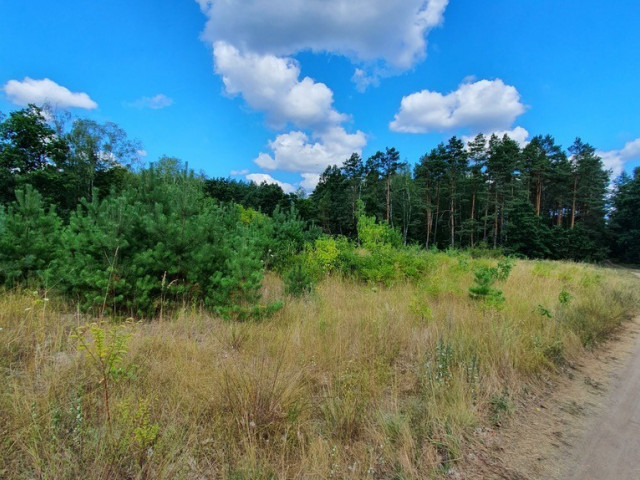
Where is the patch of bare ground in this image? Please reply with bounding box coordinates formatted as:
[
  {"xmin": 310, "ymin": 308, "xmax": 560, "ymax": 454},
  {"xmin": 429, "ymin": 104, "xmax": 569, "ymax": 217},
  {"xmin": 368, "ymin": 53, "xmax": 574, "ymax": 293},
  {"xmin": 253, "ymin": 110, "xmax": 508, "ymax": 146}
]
[{"xmin": 450, "ymin": 314, "xmax": 640, "ymax": 480}]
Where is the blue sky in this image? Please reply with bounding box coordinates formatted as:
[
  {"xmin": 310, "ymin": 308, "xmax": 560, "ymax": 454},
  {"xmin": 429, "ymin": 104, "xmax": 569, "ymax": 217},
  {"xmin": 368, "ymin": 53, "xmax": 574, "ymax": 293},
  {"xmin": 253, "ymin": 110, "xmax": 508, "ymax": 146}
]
[{"xmin": 1, "ymin": 0, "xmax": 639, "ymax": 192}]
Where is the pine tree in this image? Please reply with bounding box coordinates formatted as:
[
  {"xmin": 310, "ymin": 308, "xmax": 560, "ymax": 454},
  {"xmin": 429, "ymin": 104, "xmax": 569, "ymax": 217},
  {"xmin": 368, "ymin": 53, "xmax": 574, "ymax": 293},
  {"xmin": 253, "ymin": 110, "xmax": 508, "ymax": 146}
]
[
  {"xmin": 608, "ymin": 168, "xmax": 640, "ymax": 263},
  {"xmin": 443, "ymin": 137, "xmax": 468, "ymax": 247},
  {"xmin": 465, "ymin": 134, "xmax": 488, "ymax": 247},
  {"xmin": 415, "ymin": 144, "xmax": 447, "ymax": 249},
  {"xmin": 0, "ymin": 185, "xmax": 62, "ymax": 286}
]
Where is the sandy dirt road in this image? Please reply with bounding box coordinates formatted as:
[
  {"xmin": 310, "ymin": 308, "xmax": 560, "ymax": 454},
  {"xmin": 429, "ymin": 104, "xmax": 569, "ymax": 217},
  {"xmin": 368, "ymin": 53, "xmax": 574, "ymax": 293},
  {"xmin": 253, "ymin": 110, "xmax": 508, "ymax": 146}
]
[
  {"xmin": 565, "ymin": 272, "xmax": 640, "ymax": 480},
  {"xmin": 452, "ymin": 272, "xmax": 640, "ymax": 480}
]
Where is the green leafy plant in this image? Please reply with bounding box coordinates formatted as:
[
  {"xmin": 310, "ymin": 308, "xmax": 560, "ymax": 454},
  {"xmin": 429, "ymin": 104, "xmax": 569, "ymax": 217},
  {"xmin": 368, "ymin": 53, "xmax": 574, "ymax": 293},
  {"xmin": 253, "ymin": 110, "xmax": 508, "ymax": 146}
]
[
  {"xmin": 495, "ymin": 258, "xmax": 515, "ymax": 281},
  {"xmin": 284, "ymin": 263, "xmax": 315, "ymax": 297},
  {"xmin": 115, "ymin": 398, "xmax": 160, "ymax": 466},
  {"xmin": 559, "ymin": 289, "xmax": 573, "ymax": 306},
  {"xmin": 72, "ymin": 321, "xmax": 134, "ymax": 432},
  {"xmin": 489, "ymin": 391, "xmax": 513, "ymax": 426},
  {"xmin": 536, "ymin": 304, "xmax": 553, "ymax": 318},
  {"xmin": 468, "ymin": 259, "xmax": 514, "ymax": 307},
  {"xmin": 468, "ymin": 267, "xmax": 505, "ymax": 306}
]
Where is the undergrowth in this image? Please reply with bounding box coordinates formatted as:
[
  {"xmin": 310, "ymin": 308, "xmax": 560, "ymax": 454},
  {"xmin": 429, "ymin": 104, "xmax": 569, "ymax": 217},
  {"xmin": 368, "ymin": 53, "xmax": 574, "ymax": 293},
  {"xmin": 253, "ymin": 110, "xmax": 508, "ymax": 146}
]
[{"xmin": 1, "ymin": 259, "xmax": 638, "ymax": 479}]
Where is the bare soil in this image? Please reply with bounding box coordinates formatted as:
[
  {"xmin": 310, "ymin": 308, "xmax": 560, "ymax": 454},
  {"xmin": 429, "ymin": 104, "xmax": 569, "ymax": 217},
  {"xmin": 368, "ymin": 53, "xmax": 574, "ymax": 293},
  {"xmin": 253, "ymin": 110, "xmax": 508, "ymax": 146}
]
[{"xmin": 450, "ymin": 308, "xmax": 640, "ymax": 479}]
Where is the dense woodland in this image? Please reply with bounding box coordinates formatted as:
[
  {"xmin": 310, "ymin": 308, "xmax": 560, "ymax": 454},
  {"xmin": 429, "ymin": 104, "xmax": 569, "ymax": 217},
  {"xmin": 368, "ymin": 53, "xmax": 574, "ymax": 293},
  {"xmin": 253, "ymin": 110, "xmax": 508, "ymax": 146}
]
[{"xmin": 1, "ymin": 105, "xmax": 639, "ymax": 316}]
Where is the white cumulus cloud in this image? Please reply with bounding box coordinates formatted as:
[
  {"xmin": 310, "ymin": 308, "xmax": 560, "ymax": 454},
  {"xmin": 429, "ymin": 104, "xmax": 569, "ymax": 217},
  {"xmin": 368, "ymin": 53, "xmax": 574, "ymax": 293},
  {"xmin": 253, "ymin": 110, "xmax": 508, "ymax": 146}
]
[
  {"xmin": 300, "ymin": 173, "xmax": 321, "ymax": 190},
  {"xmin": 245, "ymin": 173, "xmax": 296, "ymax": 194},
  {"xmin": 127, "ymin": 93, "xmax": 174, "ymax": 109},
  {"xmin": 620, "ymin": 138, "xmax": 640, "ymax": 160},
  {"xmin": 213, "ymin": 42, "xmax": 345, "ymax": 130},
  {"xmin": 597, "ymin": 137, "xmax": 640, "ymax": 178},
  {"xmin": 199, "ymin": 1, "xmax": 451, "ymax": 187},
  {"xmin": 197, "ymin": 0, "xmax": 448, "ymax": 71},
  {"xmin": 3, "ymin": 77, "xmax": 97, "ymax": 109},
  {"xmin": 254, "ymin": 127, "xmax": 366, "ymax": 174},
  {"xmin": 212, "ymin": 41, "xmax": 366, "ymax": 182},
  {"xmin": 390, "ymin": 79, "xmax": 526, "ymax": 134},
  {"xmin": 463, "ymin": 127, "xmax": 530, "ymax": 148}
]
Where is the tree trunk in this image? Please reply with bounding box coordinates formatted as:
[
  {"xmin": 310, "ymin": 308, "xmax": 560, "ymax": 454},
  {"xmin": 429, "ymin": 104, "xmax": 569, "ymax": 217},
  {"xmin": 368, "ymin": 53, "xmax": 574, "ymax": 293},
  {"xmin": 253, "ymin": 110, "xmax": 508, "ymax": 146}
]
[
  {"xmin": 483, "ymin": 193, "xmax": 489, "ymax": 242},
  {"xmin": 493, "ymin": 188, "xmax": 499, "ymax": 249},
  {"xmin": 570, "ymin": 177, "xmax": 578, "ymax": 229},
  {"xmin": 434, "ymin": 187, "xmax": 440, "ymax": 247},
  {"xmin": 557, "ymin": 203, "xmax": 563, "ymax": 227},
  {"xmin": 535, "ymin": 175, "xmax": 542, "ymax": 216},
  {"xmin": 385, "ymin": 177, "xmax": 391, "ymax": 224},
  {"xmin": 450, "ymin": 189, "xmax": 455, "ymax": 248},
  {"xmin": 470, "ymin": 185, "xmax": 476, "ymax": 248}
]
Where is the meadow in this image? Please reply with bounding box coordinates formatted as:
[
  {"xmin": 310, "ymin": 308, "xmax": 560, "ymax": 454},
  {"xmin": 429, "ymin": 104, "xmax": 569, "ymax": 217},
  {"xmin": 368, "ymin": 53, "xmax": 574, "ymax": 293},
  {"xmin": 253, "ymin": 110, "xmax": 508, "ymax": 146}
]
[{"xmin": 1, "ymin": 253, "xmax": 638, "ymax": 479}]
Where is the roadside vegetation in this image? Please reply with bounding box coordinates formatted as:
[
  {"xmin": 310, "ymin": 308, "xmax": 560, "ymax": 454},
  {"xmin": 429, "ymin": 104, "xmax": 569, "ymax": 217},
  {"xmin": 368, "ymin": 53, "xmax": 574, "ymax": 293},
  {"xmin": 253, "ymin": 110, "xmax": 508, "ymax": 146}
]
[{"xmin": 2, "ymin": 252, "xmax": 638, "ymax": 479}]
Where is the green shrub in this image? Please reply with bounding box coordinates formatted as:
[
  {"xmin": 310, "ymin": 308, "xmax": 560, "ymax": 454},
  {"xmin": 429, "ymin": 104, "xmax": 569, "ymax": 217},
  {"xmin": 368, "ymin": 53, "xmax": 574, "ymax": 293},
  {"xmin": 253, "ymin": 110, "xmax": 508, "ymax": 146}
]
[
  {"xmin": 284, "ymin": 263, "xmax": 315, "ymax": 297},
  {"xmin": 48, "ymin": 159, "xmax": 276, "ymax": 317},
  {"xmin": 468, "ymin": 266, "xmax": 506, "ymax": 306},
  {"xmin": 0, "ymin": 185, "xmax": 62, "ymax": 286}
]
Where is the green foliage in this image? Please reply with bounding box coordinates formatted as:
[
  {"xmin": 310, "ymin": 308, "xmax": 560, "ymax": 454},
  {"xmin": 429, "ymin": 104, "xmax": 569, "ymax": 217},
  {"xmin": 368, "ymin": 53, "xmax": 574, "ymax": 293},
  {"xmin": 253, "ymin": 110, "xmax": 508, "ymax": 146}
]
[
  {"xmin": 43, "ymin": 159, "xmax": 277, "ymax": 317},
  {"xmin": 558, "ymin": 289, "xmax": 573, "ymax": 306},
  {"xmin": 357, "ymin": 211, "xmax": 402, "ymax": 249},
  {"xmin": 489, "ymin": 391, "xmax": 513, "ymax": 426},
  {"xmin": 265, "ymin": 205, "xmax": 309, "ymax": 270},
  {"xmin": 284, "ymin": 263, "xmax": 315, "ymax": 297},
  {"xmin": 495, "ymin": 258, "xmax": 515, "ymax": 281},
  {"xmin": 0, "ymin": 105, "xmax": 70, "ymax": 205},
  {"xmin": 0, "ymin": 185, "xmax": 62, "ymax": 286},
  {"xmin": 609, "ymin": 168, "xmax": 640, "ymax": 263},
  {"xmin": 72, "ymin": 321, "xmax": 135, "ymax": 430},
  {"xmin": 0, "ymin": 155, "xmax": 311, "ymax": 318},
  {"xmin": 468, "ymin": 260, "xmax": 513, "ymax": 307},
  {"xmin": 536, "ymin": 304, "xmax": 553, "ymax": 318},
  {"xmin": 114, "ymin": 398, "xmax": 160, "ymax": 462}
]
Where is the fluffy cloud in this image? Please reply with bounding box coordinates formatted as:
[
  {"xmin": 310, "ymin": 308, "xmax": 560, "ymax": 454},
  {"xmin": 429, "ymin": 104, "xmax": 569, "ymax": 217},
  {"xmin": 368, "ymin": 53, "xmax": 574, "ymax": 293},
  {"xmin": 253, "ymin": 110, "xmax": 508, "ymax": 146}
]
[
  {"xmin": 620, "ymin": 138, "xmax": 640, "ymax": 160},
  {"xmin": 127, "ymin": 93, "xmax": 174, "ymax": 109},
  {"xmin": 212, "ymin": 42, "xmax": 366, "ymax": 182},
  {"xmin": 3, "ymin": 77, "xmax": 97, "ymax": 109},
  {"xmin": 198, "ymin": 0, "xmax": 448, "ymax": 70},
  {"xmin": 463, "ymin": 127, "xmax": 530, "ymax": 147},
  {"xmin": 597, "ymin": 138, "xmax": 640, "ymax": 177},
  {"xmin": 245, "ymin": 173, "xmax": 296, "ymax": 193},
  {"xmin": 390, "ymin": 79, "xmax": 526, "ymax": 134},
  {"xmin": 300, "ymin": 173, "xmax": 321, "ymax": 190},
  {"xmin": 198, "ymin": 1, "xmax": 451, "ymax": 187},
  {"xmin": 254, "ymin": 127, "xmax": 366, "ymax": 173},
  {"xmin": 213, "ymin": 42, "xmax": 345, "ymax": 130}
]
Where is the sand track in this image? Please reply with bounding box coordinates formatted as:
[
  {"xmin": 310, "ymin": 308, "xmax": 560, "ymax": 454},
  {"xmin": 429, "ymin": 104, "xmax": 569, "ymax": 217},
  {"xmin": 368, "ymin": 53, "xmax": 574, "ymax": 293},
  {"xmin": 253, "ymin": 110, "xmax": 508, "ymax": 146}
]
[
  {"xmin": 452, "ymin": 271, "xmax": 640, "ymax": 480},
  {"xmin": 566, "ymin": 272, "xmax": 640, "ymax": 480}
]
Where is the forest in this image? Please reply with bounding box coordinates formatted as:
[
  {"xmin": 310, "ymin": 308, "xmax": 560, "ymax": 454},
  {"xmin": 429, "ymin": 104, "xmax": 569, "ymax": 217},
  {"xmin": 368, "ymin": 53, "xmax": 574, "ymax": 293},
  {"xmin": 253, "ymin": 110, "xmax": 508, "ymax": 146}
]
[{"xmin": 2, "ymin": 104, "xmax": 640, "ymax": 317}]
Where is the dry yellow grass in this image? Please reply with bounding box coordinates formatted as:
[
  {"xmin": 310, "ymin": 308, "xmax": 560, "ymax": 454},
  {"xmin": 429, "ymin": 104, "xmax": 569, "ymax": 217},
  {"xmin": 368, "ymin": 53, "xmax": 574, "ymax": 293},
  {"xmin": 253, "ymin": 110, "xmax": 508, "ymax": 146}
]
[{"xmin": 1, "ymin": 257, "xmax": 638, "ymax": 479}]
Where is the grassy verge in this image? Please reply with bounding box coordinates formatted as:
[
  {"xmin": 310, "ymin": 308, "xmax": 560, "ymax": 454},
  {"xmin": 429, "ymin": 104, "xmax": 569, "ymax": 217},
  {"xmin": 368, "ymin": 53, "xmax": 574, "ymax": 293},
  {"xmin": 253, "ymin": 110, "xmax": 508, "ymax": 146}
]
[{"xmin": 1, "ymin": 257, "xmax": 638, "ymax": 479}]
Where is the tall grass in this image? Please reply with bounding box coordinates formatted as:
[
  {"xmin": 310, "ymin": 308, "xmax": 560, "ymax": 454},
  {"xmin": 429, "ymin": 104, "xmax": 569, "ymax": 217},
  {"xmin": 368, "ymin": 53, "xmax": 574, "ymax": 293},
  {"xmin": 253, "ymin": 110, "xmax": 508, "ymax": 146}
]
[{"xmin": 1, "ymin": 257, "xmax": 638, "ymax": 479}]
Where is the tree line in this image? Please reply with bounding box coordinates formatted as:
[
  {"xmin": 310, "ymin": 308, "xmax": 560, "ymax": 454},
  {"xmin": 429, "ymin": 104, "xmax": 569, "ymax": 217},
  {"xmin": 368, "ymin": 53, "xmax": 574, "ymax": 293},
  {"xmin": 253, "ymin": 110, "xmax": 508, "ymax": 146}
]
[
  {"xmin": 1, "ymin": 105, "xmax": 639, "ymax": 268},
  {"xmin": 310, "ymin": 135, "xmax": 639, "ymax": 263}
]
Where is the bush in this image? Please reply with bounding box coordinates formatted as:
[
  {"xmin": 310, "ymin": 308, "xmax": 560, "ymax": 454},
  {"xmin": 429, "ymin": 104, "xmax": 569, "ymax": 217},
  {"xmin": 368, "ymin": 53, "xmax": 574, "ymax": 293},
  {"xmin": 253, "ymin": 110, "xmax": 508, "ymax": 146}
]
[
  {"xmin": 0, "ymin": 185, "xmax": 62, "ymax": 286},
  {"xmin": 45, "ymin": 160, "xmax": 277, "ymax": 317},
  {"xmin": 468, "ymin": 259, "xmax": 514, "ymax": 307},
  {"xmin": 284, "ymin": 263, "xmax": 315, "ymax": 297}
]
